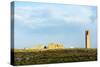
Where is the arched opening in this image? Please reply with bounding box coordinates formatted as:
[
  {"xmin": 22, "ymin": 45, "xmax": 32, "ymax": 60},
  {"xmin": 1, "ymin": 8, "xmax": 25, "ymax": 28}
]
[{"xmin": 44, "ymin": 46, "xmax": 47, "ymax": 49}]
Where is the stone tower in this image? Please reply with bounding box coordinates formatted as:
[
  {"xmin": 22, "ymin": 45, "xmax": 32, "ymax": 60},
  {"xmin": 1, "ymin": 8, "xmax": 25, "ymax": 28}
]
[{"xmin": 85, "ymin": 30, "xmax": 90, "ymax": 48}]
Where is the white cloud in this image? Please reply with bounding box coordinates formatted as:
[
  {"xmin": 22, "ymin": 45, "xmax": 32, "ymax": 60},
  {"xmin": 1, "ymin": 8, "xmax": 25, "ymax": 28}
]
[
  {"xmin": 70, "ymin": 46, "xmax": 75, "ymax": 48},
  {"xmin": 14, "ymin": 5, "xmax": 96, "ymax": 29},
  {"xmin": 63, "ymin": 16, "xmax": 92, "ymax": 24}
]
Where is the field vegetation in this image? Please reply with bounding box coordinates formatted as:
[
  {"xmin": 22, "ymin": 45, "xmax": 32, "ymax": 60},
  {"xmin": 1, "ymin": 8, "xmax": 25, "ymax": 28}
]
[{"xmin": 11, "ymin": 48, "xmax": 97, "ymax": 66}]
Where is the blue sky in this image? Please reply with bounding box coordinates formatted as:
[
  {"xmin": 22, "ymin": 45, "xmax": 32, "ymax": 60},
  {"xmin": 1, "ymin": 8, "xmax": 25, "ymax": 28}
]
[{"xmin": 13, "ymin": 1, "xmax": 97, "ymax": 48}]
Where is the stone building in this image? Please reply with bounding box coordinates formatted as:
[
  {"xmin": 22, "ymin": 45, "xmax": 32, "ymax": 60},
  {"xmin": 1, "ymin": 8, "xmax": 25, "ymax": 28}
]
[
  {"xmin": 25, "ymin": 43, "xmax": 64, "ymax": 50},
  {"xmin": 48, "ymin": 43, "xmax": 64, "ymax": 49}
]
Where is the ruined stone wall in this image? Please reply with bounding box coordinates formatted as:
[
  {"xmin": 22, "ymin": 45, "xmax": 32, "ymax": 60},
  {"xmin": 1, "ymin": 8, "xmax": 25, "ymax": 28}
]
[
  {"xmin": 25, "ymin": 43, "xmax": 64, "ymax": 49},
  {"xmin": 33, "ymin": 44, "xmax": 44, "ymax": 49},
  {"xmin": 48, "ymin": 43, "xmax": 64, "ymax": 49}
]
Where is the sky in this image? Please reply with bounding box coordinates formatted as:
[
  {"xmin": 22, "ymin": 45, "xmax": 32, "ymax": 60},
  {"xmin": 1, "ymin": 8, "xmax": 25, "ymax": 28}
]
[{"xmin": 12, "ymin": 1, "xmax": 97, "ymax": 48}]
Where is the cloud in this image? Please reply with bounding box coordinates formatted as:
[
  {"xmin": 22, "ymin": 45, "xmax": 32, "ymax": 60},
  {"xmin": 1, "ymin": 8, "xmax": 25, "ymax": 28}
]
[
  {"xmin": 63, "ymin": 16, "xmax": 92, "ymax": 24},
  {"xmin": 47, "ymin": 6, "xmax": 94, "ymax": 24},
  {"xmin": 14, "ymin": 4, "xmax": 96, "ymax": 29}
]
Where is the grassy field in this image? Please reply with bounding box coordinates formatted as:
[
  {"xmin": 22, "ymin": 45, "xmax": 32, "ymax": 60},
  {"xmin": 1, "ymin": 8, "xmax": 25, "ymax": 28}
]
[{"xmin": 11, "ymin": 48, "xmax": 97, "ymax": 66}]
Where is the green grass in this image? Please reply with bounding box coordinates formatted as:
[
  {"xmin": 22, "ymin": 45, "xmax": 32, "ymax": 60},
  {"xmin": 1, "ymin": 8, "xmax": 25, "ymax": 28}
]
[{"xmin": 11, "ymin": 48, "xmax": 97, "ymax": 66}]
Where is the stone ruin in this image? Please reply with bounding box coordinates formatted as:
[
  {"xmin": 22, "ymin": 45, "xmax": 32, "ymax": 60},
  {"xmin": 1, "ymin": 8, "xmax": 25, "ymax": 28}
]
[
  {"xmin": 48, "ymin": 43, "xmax": 64, "ymax": 49},
  {"xmin": 25, "ymin": 43, "xmax": 64, "ymax": 49}
]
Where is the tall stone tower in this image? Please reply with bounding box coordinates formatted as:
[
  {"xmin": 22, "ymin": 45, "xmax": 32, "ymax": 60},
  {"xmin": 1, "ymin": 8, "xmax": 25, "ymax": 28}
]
[{"xmin": 85, "ymin": 30, "xmax": 90, "ymax": 48}]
